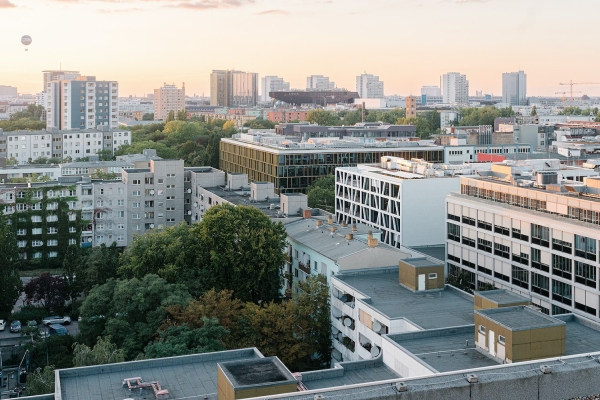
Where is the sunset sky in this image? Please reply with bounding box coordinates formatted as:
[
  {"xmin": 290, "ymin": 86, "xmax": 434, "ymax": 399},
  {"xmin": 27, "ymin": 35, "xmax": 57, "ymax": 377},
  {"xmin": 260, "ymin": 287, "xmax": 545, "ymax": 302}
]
[{"xmin": 1, "ymin": 0, "xmax": 599, "ymax": 97}]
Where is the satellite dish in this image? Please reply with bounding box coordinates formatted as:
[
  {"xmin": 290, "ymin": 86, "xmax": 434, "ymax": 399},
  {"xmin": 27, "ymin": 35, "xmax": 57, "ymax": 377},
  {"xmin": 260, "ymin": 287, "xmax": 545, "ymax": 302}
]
[{"xmin": 21, "ymin": 35, "xmax": 32, "ymax": 51}]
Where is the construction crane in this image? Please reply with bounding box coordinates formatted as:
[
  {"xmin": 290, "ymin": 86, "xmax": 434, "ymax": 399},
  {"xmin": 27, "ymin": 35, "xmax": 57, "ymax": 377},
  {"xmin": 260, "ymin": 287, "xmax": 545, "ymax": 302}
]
[
  {"xmin": 559, "ymin": 80, "xmax": 600, "ymax": 100},
  {"xmin": 555, "ymin": 91, "xmax": 581, "ymax": 103}
]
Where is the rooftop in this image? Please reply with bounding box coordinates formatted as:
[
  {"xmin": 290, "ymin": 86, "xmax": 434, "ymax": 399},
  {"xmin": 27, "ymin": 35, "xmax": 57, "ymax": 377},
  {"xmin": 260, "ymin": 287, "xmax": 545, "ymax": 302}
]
[
  {"xmin": 57, "ymin": 348, "xmax": 263, "ymax": 400},
  {"xmin": 218, "ymin": 357, "xmax": 295, "ymax": 388},
  {"xmin": 300, "ymin": 358, "xmax": 400, "ymax": 390},
  {"xmin": 475, "ymin": 289, "xmax": 531, "ymax": 306},
  {"xmin": 200, "ymin": 186, "xmax": 290, "ymax": 219},
  {"xmin": 335, "ymin": 269, "xmax": 474, "ymax": 329},
  {"xmin": 475, "ymin": 306, "xmax": 566, "ymax": 331},
  {"xmin": 403, "ymin": 257, "xmax": 442, "ymax": 268},
  {"xmin": 409, "ymin": 245, "xmax": 446, "ymax": 262}
]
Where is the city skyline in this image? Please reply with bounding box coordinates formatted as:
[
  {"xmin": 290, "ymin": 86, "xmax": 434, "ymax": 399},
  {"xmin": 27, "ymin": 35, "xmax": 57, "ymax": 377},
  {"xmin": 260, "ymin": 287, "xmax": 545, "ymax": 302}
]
[{"xmin": 1, "ymin": 0, "xmax": 599, "ymax": 97}]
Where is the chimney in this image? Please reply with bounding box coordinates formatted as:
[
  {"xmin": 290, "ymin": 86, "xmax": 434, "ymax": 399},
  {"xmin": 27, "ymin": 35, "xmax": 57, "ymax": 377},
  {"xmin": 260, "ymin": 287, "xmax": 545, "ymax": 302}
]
[
  {"xmin": 351, "ymin": 223, "xmax": 357, "ymax": 232},
  {"xmin": 316, "ymin": 220, "xmax": 323, "ymax": 227},
  {"xmin": 302, "ymin": 209, "xmax": 312, "ymax": 219},
  {"xmin": 341, "ymin": 221, "xmax": 348, "ymax": 227},
  {"xmin": 330, "ymin": 227, "xmax": 337, "ymax": 234},
  {"xmin": 327, "ymin": 215, "xmax": 333, "ymax": 225},
  {"xmin": 367, "ymin": 230, "xmax": 378, "ymax": 247},
  {"xmin": 345, "ymin": 233, "xmax": 354, "ymax": 241}
]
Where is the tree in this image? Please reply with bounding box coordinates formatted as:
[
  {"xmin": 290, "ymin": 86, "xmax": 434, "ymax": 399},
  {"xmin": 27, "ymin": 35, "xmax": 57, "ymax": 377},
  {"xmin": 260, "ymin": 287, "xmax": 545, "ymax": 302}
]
[
  {"xmin": 78, "ymin": 275, "xmax": 191, "ymax": 358},
  {"xmin": 306, "ymin": 175, "xmax": 335, "ymax": 213},
  {"xmin": 10, "ymin": 104, "xmax": 44, "ymax": 121},
  {"xmin": 119, "ymin": 223, "xmax": 202, "ymax": 294},
  {"xmin": 306, "ymin": 109, "xmax": 341, "ymax": 126},
  {"xmin": 24, "ymin": 273, "xmax": 66, "ymax": 313},
  {"xmin": 144, "ymin": 319, "xmax": 227, "ymax": 358},
  {"xmin": 142, "ymin": 113, "xmax": 154, "ymax": 121},
  {"xmin": 166, "ymin": 110, "xmax": 175, "ymax": 122},
  {"xmin": 90, "ymin": 170, "xmax": 118, "ymax": 180},
  {"xmin": 73, "ymin": 336, "xmax": 126, "ymax": 367},
  {"xmin": 194, "ymin": 204, "xmax": 287, "ymax": 303},
  {"xmin": 243, "ymin": 118, "xmax": 276, "ymax": 129},
  {"xmin": 26, "ymin": 366, "xmax": 55, "ymax": 396},
  {"xmin": 0, "ymin": 212, "xmax": 22, "ymax": 319},
  {"xmin": 531, "ymin": 105, "xmax": 537, "ymax": 116},
  {"xmin": 176, "ymin": 110, "xmax": 188, "ymax": 121}
]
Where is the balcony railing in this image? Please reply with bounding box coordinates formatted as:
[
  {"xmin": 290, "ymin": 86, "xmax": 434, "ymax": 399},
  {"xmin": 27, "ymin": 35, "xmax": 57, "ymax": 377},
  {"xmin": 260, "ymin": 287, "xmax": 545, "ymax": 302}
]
[{"xmin": 298, "ymin": 262, "xmax": 311, "ymax": 275}]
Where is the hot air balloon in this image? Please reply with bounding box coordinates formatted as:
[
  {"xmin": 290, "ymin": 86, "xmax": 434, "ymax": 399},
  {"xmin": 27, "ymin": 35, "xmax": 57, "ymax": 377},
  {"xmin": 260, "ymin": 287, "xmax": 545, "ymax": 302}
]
[{"xmin": 21, "ymin": 35, "xmax": 32, "ymax": 51}]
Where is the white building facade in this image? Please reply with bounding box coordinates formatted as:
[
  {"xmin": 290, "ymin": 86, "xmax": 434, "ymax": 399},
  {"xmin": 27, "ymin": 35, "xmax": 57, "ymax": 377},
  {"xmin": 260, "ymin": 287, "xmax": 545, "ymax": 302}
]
[
  {"xmin": 442, "ymin": 72, "xmax": 469, "ymax": 105},
  {"xmin": 306, "ymin": 75, "xmax": 335, "ymax": 90},
  {"xmin": 356, "ymin": 74, "xmax": 384, "ymax": 99},
  {"xmin": 261, "ymin": 76, "xmax": 290, "ymax": 102},
  {"xmin": 446, "ymin": 165, "xmax": 600, "ymax": 321},
  {"xmin": 502, "ymin": 71, "xmax": 527, "ymax": 106}
]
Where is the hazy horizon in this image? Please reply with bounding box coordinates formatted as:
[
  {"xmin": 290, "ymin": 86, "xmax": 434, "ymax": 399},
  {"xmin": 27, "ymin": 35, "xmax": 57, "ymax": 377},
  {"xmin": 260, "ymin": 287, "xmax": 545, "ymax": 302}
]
[{"xmin": 1, "ymin": 0, "xmax": 599, "ymax": 97}]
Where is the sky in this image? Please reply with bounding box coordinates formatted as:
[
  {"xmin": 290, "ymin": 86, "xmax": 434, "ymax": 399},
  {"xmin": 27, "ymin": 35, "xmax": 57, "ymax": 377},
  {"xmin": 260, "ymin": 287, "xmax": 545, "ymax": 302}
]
[{"xmin": 1, "ymin": 0, "xmax": 600, "ymax": 98}]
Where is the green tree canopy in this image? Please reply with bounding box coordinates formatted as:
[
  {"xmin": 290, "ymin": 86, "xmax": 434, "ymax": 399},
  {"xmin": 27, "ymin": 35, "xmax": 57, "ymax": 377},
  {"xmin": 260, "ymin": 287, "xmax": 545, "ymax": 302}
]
[
  {"xmin": 306, "ymin": 175, "xmax": 335, "ymax": 213},
  {"xmin": 144, "ymin": 319, "xmax": 228, "ymax": 358},
  {"xmin": 73, "ymin": 336, "xmax": 126, "ymax": 367},
  {"xmin": 194, "ymin": 204, "xmax": 287, "ymax": 303},
  {"xmin": 243, "ymin": 118, "xmax": 276, "ymax": 129},
  {"xmin": 26, "ymin": 366, "xmax": 55, "ymax": 396},
  {"xmin": 306, "ymin": 109, "xmax": 341, "ymax": 126},
  {"xmin": 0, "ymin": 212, "xmax": 22, "ymax": 319}
]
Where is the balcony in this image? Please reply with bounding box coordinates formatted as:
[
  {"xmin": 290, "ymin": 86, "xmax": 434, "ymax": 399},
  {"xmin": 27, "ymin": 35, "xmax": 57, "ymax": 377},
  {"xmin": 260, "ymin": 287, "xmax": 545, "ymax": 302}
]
[{"xmin": 298, "ymin": 262, "xmax": 311, "ymax": 275}]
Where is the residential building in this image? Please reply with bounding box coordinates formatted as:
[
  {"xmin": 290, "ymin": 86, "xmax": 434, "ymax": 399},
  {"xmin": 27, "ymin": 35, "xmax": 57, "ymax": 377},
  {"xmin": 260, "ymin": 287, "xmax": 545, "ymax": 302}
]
[
  {"xmin": 405, "ymin": 96, "xmax": 417, "ymax": 118},
  {"xmin": 443, "ymin": 143, "xmax": 532, "ymax": 164},
  {"xmin": 446, "ymin": 160, "xmax": 600, "ymax": 320},
  {"xmin": 220, "ymin": 132, "xmax": 444, "ymax": 193},
  {"xmin": 502, "ymin": 71, "xmax": 527, "ymax": 106},
  {"xmin": 260, "ymin": 76, "xmax": 290, "ymax": 102},
  {"xmin": 440, "ymin": 110, "xmax": 460, "ymax": 130},
  {"xmin": 266, "ymin": 110, "xmax": 308, "ymax": 123},
  {"xmin": 335, "ymin": 159, "xmax": 492, "ymax": 248},
  {"xmin": 210, "ymin": 70, "xmax": 258, "ymax": 107},
  {"xmin": 122, "ymin": 159, "xmax": 185, "ymax": 240},
  {"xmin": 153, "ymin": 83, "xmax": 185, "ymax": 121},
  {"xmin": 46, "ymin": 76, "xmax": 119, "ymax": 130},
  {"xmin": 356, "ymin": 74, "xmax": 384, "ymax": 99},
  {"xmin": 442, "ymin": 72, "xmax": 469, "ymax": 105},
  {"xmin": 421, "ymin": 86, "xmax": 441, "ymax": 97},
  {"xmin": 42, "ymin": 70, "xmax": 80, "ymax": 92},
  {"xmin": 0, "ymin": 127, "xmax": 130, "ymax": 164},
  {"xmin": 306, "ymin": 75, "xmax": 335, "ymax": 90}
]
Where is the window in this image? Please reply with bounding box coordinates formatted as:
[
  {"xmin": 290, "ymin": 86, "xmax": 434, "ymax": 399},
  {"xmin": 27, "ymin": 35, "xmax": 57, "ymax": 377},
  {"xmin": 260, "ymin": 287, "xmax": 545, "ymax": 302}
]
[
  {"xmin": 478, "ymin": 325, "xmax": 486, "ymax": 334},
  {"xmin": 531, "ymin": 224, "xmax": 549, "ymax": 247},
  {"xmin": 447, "ymin": 212, "xmax": 460, "ymax": 222},
  {"xmin": 17, "ymin": 240, "xmax": 27, "ymax": 248},
  {"xmin": 477, "ymin": 238, "xmax": 492, "ymax": 253},
  {"xmin": 512, "ymin": 265, "xmax": 529, "ymax": 289},
  {"xmin": 96, "ymin": 235, "xmax": 104, "ymax": 244},
  {"xmin": 531, "ymin": 248, "xmax": 549, "ymax": 272},
  {"xmin": 157, "ymin": 178, "xmax": 164, "ymax": 184},
  {"xmin": 167, "ymin": 218, "xmax": 175, "ymax": 222},
  {"xmin": 157, "ymin": 212, "xmax": 164, "ymax": 218},
  {"xmin": 428, "ymin": 273, "xmax": 437, "ymax": 279},
  {"xmin": 498, "ymin": 335, "xmax": 506, "ymax": 345},
  {"xmin": 166, "ymin": 195, "xmax": 175, "ymax": 200},
  {"xmin": 552, "ymin": 238, "xmax": 572, "ymax": 254},
  {"xmin": 32, "ymin": 240, "xmax": 43, "ymax": 247},
  {"xmin": 32, "ymin": 228, "xmax": 42, "ymax": 235},
  {"xmin": 494, "ymin": 243, "xmax": 510, "ymax": 259},
  {"xmin": 132, "ymin": 179, "xmax": 141, "ymax": 185},
  {"xmin": 575, "ymin": 261, "xmax": 597, "ymax": 289},
  {"xmin": 17, "ymin": 229, "xmax": 26, "ymax": 235},
  {"xmin": 118, "ymin": 223, "xmax": 124, "ymax": 230},
  {"xmin": 132, "ymin": 202, "xmax": 140, "ymax": 208},
  {"xmin": 552, "ymin": 280, "xmax": 572, "ymax": 306},
  {"xmin": 117, "ymin": 200, "xmax": 124, "ymax": 206},
  {"xmin": 167, "ymin": 173, "xmax": 175, "ymax": 177},
  {"xmin": 157, "ymin": 190, "xmax": 164, "ymax": 195},
  {"xmin": 166, "ymin": 184, "xmax": 175, "ymax": 189},
  {"xmin": 69, "ymin": 226, "xmax": 77, "ymax": 233},
  {"xmin": 69, "ymin": 238, "xmax": 77, "ymax": 245},
  {"xmin": 49, "ymin": 251, "xmax": 58, "ymax": 258},
  {"xmin": 552, "ymin": 254, "xmax": 572, "ymax": 280},
  {"xmin": 96, "ymin": 223, "xmax": 104, "ymax": 231},
  {"xmin": 31, "ymin": 215, "xmax": 42, "ymax": 223},
  {"xmin": 132, "ymin": 214, "xmax": 140, "ymax": 219},
  {"xmin": 462, "ymin": 216, "xmax": 476, "ymax": 226},
  {"xmin": 294, "ymin": 249, "xmax": 299, "ymax": 259},
  {"xmin": 132, "ymin": 190, "xmax": 141, "ymax": 196},
  {"xmin": 33, "ymin": 252, "xmax": 42, "ymax": 259},
  {"xmin": 47, "ymin": 240, "xmax": 58, "ymax": 246},
  {"xmin": 478, "ymin": 220, "xmax": 492, "ymax": 231},
  {"xmin": 575, "ymin": 235, "xmax": 597, "ymax": 261},
  {"xmin": 118, "ymin": 211, "xmax": 125, "ymax": 218},
  {"xmin": 117, "ymin": 235, "xmax": 124, "ymax": 242},
  {"xmin": 447, "ymin": 223, "xmax": 460, "ymax": 242},
  {"xmin": 531, "ymin": 272, "xmax": 549, "ymax": 297},
  {"xmin": 494, "ymin": 224, "xmax": 510, "ymax": 236}
]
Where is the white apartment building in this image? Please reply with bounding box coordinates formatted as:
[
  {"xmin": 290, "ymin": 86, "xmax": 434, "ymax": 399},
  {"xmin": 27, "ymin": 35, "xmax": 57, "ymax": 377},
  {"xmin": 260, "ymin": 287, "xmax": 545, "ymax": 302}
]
[
  {"xmin": 421, "ymin": 86, "xmax": 441, "ymax": 97},
  {"xmin": 446, "ymin": 161, "xmax": 600, "ymax": 320},
  {"xmin": 306, "ymin": 75, "xmax": 335, "ymax": 90},
  {"xmin": 46, "ymin": 76, "xmax": 119, "ymax": 130},
  {"xmin": 154, "ymin": 83, "xmax": 185, "ymax": 121},
  {"xmin": 0, "ymin": 128, "xmax": 130, "ymax": 164},
  {"xmin": 502, "ymin": 71, "xmax": 527, "ymax": 106},
  {"xmin": 440, "ymin": 110, "xmax": 460, "ymax": 130},
  {"xmin": 335, "ymin": 158, "xmax": 492, "ymax": 248},
  {"xmin": 356, "ymin": 74, "xmax": 384, "ymax": 99},
  {"xmin": 442, "ymin": 72, "xmax": 469, "ymax": 105},
  {"xmin": 261, "ymin": 76, "xmax": 290, "ymax": 102}
]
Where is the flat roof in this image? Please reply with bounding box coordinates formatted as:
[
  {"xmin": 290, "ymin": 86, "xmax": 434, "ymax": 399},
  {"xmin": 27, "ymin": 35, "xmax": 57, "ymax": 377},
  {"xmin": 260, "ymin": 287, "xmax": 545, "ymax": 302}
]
[
  {"xmin": 201, "ymin": 186, "xmax": 286, "ymax": 218},
  {"xmin": 302, "ymin": 359, "xmax": 400, "ymax": 390},
  {"xmin": 475, "ymin": 289, "xmax": 530, "ymax": 306},
  {"xmin": 335, "ymin": 269, "xmax": 474, "ymax": 329},
  {"xmin": 391, "ymin": 327, "xmax": 499, "ymax": 373},
  {"xmin": 57, "ymin": 348, "xmax": 262, "ymax": 400},
  {"xmin": 409, "ymin": 245, "xmax": 446, "ymax": 262},
  {"xmin": 218, "ymin": 357, "xmax": 295, "ymax": 388},
  {"xmin": 476, "ymin": 306, "xmax": 565, "ymax": 331},
  {"xmin": 403, "ymin": 257, "xmax": 442, "ymax": 268}
]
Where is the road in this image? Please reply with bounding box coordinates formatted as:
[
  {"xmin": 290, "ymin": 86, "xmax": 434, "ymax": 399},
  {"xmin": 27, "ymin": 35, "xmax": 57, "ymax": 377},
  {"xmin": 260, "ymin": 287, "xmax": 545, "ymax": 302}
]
[{"xmin": 0, "ymin": 322, "xmax": 79, "ymax": 346}]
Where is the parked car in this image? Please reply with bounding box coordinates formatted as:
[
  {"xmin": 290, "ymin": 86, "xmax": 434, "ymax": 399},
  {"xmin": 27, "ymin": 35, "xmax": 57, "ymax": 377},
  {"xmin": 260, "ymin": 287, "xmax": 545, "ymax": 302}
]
[
  {"xmin": 42, "ymin": 315, "xmax": 71, "ymax": 326},
  {"xmin": 0, "ymin": 319, "xmax": 6, "ymax": 331},
  {"xmin": 47, "ymin": 324, "xmax": 69, "ymax": 336},
  {"xmin": 10, "ymin": 320, "xmax": 21, "ymax": 333}
]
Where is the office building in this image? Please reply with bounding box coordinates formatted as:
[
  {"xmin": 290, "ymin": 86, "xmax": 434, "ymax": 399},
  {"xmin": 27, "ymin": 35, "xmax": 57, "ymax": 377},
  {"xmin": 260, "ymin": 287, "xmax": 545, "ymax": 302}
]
[
  {"xmin": 0, "ymin": 128, "xmax": 131, "ymax": 164},
  {"xmin": 442, "ymin": 72, "xmax": 469, "ymax": 105},
  {"xmin": 446, "ymin": 160, "xmax": 600, "ymax": 320},
  {"xmin": 421, "ymin": 86, "xmax": 441, "ymax": 97},
  {"xmin": 210, "ymin": 70, "xmax": 258, "ymax": 107},
  {"xmin": 220, "ymin": 132, "xmax": 443, "ymax": 193},
  {"xmin": 46, "ymin": 76, "xmax": 119, "ymax": 130},
  {"xmin": 335, "ymin": 159, "xmax": 492, "ymax": 248},
  {"xmin": 260, "ymin": 76, "xmax": 290, "ymax": 102},
  {"xmin": 306, "ymin": 75, "xmax": 335, "ymax": 90},
  {"xmin": 153, "ymin": 83, "xmax": 185, "ymax": 121},
  {"xmin": 274, "ymin": 122, "xmax": 417, "ymax": 139},
  {"xmin": 356, "ymin": 74, "xmax": 384, "ymax": 99},
  {"xmin": 502, "ymin": 71, "xmax": 527, "ymax": 106}
]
